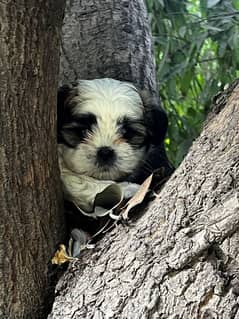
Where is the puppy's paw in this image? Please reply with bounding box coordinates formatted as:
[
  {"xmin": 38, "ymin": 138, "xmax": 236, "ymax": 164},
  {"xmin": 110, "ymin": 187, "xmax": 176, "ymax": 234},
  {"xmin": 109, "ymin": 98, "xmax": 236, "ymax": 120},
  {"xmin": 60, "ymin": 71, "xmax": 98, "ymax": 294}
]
[{"xmin": 119, "ymin": 182, "xmax": 140, "ymax": 199}]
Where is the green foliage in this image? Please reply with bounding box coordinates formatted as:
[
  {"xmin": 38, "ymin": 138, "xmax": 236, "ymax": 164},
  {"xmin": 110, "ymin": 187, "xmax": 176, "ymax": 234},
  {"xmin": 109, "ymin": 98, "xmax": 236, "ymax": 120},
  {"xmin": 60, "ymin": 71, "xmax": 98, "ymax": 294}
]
[{"xmin": 145, "ymin": 0, "xmax": 239, "ymax": 166}]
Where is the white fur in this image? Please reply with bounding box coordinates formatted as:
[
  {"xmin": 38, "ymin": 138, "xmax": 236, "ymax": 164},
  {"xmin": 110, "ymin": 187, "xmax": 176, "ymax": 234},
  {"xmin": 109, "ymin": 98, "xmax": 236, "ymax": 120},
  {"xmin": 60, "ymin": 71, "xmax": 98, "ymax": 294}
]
[
  {"xmin": 60, "ymin": 78, "xmax": 145, "ymax": 181},
  {"xmin": 74, "ymin": 78, "xmax": 144, "ymax": 119}
]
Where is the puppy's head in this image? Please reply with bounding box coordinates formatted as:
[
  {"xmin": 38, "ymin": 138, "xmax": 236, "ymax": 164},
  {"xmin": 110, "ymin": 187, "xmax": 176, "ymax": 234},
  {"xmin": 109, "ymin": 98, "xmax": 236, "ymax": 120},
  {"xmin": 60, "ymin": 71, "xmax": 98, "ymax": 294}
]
[{"xmin": 57, "ymin": 78, "xmax": 167, "ymax": 181}]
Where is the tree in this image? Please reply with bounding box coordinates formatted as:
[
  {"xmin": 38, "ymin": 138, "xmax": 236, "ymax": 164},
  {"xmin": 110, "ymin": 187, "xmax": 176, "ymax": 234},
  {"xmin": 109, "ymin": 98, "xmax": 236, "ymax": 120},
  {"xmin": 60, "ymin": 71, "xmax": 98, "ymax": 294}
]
[
  {"xmin": 146, "ymin": 0, "xmax": 239, "ymax": 166},
  {"xmin": 60, "ymin": 0, "xmax": 158, "ymax": 94},
  {"xmin": 49, "ymin": 0, "xmax": 239, "ymax": 318},
  {"xmin": 0, "ymin": 1, "xmax": 65, "ymax": 318}
]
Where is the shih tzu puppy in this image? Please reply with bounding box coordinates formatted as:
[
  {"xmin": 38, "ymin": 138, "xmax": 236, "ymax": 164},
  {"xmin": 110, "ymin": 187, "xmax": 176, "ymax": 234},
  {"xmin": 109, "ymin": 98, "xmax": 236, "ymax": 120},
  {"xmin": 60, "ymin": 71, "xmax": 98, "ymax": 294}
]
[{"xmin": 57, "ymin": 78, "xmax": 171, "ymax": 185}]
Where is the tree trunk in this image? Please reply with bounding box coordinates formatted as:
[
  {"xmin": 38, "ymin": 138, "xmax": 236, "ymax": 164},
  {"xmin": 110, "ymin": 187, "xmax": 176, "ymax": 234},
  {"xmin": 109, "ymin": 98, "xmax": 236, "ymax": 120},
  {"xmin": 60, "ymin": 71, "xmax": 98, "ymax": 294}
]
[
  {"xmin": 50, "ymin": 80, "xmax": 239, "ymax": 318},
  {"xmin": 60, "ymin": 0, "xmax": 158, "ymax": 94},
  {"xmin": 0, "ymin": 1, "xmax": 65, "ymax": 318}
]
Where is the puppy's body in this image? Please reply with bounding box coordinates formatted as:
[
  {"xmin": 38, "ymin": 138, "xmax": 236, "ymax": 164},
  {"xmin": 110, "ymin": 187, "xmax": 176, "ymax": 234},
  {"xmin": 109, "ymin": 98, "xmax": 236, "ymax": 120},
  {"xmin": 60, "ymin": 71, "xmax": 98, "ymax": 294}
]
[{"xmin": 58, "ymin": 78, "xmax": 171, "ymax": 184}]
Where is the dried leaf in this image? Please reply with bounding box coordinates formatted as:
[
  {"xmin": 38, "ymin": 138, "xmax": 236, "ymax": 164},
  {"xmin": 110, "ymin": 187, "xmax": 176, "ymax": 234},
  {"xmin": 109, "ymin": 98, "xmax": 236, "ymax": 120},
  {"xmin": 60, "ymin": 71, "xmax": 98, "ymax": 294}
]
[
  {"xmin": 51, "ymin": 244, "xmax": 75, "ymax": 265},
  {"xmin": 60, "ymin": 161, "xmax": 123, "ymax": 217},
  {"xmin": 121, "ymin": 174, "xmax": 153, "ymax": 220}
]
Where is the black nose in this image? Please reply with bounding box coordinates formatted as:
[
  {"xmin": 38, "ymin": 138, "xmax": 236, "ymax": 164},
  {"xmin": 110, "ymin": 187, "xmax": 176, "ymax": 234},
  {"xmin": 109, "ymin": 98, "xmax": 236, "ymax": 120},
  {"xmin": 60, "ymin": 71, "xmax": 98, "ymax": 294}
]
[{"xmin": 96, "ymin": 146, "xmax": 116, "ymax": 166}]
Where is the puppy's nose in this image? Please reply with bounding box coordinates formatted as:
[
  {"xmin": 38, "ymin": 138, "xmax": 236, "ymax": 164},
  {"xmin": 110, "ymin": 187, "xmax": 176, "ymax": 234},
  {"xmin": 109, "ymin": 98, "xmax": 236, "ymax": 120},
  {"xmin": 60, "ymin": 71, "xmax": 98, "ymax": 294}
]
[{"xmin": 97, "ymin": 146, "xmax": 116, "ymax": 166}]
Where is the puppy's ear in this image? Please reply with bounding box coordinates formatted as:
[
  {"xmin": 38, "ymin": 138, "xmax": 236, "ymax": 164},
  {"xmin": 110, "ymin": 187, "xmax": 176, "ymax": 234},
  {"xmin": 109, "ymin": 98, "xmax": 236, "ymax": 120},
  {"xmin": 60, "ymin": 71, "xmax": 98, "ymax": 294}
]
[
  {"xmin": 57, "ymin": 85, "xmax": 72, "ymax": 143},
  {"xmin": 139, "ymin": 90, "xmax": 168, "ymax": 145}
]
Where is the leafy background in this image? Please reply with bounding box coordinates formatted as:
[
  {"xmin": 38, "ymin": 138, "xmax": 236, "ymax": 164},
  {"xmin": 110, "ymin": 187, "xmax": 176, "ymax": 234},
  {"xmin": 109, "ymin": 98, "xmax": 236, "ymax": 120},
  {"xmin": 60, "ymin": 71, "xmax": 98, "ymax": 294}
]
[{"xmin": 145, "ymin": 0, "xmax": 239, "ymax": 166}]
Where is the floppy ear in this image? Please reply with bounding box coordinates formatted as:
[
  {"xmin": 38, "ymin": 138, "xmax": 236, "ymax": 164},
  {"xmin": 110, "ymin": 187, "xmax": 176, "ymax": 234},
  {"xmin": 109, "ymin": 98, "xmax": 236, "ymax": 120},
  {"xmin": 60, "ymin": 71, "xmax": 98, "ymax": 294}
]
[
  {"xmin": 139, "ymin": 90, "xmax": 168, "ymax": 145},
  {"xmin": 57, "ymin": 85, "xmax": 72, "ymax": 143},
  {"xmin": 126, "ymin": 89, "xmax": 173, "ymax": 184},
  {"xmin": 127, "ymin": 144, "xmax": 174, "ymax": 184}
]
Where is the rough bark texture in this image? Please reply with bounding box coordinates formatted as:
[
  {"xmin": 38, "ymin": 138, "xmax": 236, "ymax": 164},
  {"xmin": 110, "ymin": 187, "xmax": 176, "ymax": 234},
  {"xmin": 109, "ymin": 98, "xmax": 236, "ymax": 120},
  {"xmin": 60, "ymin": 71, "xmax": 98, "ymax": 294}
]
[
  {"xmin": 60, "ymin": 0, "xmax": 158, "ymax": 94},
  {"xmin": 49, "ymin": 80, "xmax": 239, "ymax": 318},
  {"xmin": 0, "ymin": 1, "xmax": 65, "ymax": 318}
]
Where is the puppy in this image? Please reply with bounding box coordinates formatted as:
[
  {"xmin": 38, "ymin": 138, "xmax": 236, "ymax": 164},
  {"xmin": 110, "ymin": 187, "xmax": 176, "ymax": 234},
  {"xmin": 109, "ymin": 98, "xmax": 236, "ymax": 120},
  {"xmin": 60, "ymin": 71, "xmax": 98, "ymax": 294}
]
[{"xmin": 57, "ymin": 78, "xmax": 170, "ymax": 184}]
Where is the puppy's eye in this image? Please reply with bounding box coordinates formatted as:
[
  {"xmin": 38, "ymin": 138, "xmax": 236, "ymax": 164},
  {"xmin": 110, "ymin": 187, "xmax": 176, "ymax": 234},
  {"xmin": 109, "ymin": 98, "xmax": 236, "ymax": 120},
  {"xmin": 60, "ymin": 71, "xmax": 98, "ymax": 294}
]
[
  {"xmin": 121, "ymin": 126, "xmax": 138, "ymax": 140},
  {"xmin": 81, "ymin": 128, "xmax": 88, "ymax": 136},
  {"xmin": 61, "ymin": 113, "xmax": 97, "ymax": 147},
  {"xmin": 118, "ymin": 117, "xmax": 147, "ymax": 147}
]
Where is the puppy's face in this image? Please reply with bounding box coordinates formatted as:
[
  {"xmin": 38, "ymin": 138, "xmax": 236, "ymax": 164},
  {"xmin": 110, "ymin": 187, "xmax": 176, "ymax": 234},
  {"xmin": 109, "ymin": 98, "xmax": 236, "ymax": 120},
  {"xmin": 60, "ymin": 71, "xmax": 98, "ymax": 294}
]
[{"xmin": 58, "ymin": 79, "xmax": 148, "ymax": 181}]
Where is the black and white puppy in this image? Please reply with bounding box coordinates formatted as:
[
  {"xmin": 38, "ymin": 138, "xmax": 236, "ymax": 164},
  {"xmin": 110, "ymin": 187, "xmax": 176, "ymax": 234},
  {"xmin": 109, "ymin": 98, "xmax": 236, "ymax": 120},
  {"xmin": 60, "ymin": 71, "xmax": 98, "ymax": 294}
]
[{"xmin": 57, "ymin": 78, "xmax": 170, "ymax": 184}]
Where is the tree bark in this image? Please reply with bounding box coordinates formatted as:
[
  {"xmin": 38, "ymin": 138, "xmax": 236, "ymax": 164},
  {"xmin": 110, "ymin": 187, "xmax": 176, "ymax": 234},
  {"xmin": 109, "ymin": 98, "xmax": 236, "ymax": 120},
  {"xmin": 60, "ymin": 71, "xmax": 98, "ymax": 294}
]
[
  {"xmin": 50, "ymin": 80, "xmax": 239, "ymax": 318},
  {"xmin": 60, "ymin": 0, "xmax": 158, "ymax": 94},
  {"xmin": 0, "ymin": 1, "xmax": 65, "ymax": 318}
]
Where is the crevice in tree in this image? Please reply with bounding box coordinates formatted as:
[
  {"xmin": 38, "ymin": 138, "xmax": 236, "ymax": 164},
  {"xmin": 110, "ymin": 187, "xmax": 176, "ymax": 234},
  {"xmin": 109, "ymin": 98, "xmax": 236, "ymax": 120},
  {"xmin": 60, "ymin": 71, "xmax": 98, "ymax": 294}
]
[{"xmin": 44, "ymin": 262, "xmax": 69, "ymax": 318}]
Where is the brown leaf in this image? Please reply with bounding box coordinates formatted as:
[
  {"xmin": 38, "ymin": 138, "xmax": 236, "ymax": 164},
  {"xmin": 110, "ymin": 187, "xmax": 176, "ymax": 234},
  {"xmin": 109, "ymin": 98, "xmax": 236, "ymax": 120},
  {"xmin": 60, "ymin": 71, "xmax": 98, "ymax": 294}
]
[
  {"xmin": 51, "ymin": 244, "xmax": 75, "ymax": 265},
  {"xmin": 121, "ymin": 174, "xmax": 153, "ymax": 220}
]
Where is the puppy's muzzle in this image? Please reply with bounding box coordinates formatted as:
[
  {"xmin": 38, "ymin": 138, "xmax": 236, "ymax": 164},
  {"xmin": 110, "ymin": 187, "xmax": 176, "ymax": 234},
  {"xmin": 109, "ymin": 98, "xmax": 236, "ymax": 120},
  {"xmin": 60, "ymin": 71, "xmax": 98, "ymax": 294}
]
[{"xmin": 96, "ymin": 146, "xmax": 116, "ymax": 167}]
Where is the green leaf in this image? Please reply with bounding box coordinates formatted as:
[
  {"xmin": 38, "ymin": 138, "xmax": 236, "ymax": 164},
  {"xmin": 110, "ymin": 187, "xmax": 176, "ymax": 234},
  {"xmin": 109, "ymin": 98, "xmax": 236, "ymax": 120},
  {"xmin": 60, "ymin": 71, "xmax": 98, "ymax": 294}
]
[
  {"xmin": 218, "ymin": 41, "xmax": 227, "ymax": 57},
  {"xmin": 178, "ymin": 26, "xmax": 187, "ymax": 38},
  {"xmin": 146, "ymin": 0, "xmax": 239, "ymax": 167},
  {"xmin": 233, "ymin": 0, "xmax": 239, "ymax": 9},
  {"xmin": 207, "ymin": 0, "xmax": 221, "ymax": 8},
  {"xmin": 203, "ymin": 24, "xmax": 223, "ymax": 32},
  {"xmin": 200, "ymin": 0, "xmax": 208, "ymax": 16},
  {"xmin": 180, "ymin": 70, "xmax": 193, "ymax": 95}
]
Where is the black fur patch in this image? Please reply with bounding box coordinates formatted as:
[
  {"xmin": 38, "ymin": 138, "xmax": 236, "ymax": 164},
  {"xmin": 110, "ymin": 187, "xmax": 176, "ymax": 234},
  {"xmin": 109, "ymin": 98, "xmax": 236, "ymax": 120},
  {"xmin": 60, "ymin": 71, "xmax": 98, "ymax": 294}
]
[
  {"xmin": 126, "ymin": 89, "xmax": 173, "ymax": 183},
  {"xmin": 117, "ymin": 117, "xmax": 147, "ymax": 148},
  {"xmin": 145, "ymin": 107, "xmax": 168, "ymax": 145},
  {"xmin": 57, "ymin": 85, "xmax": 97, "ymax": 147},
  {"xmin": 61, "ymin": 113, "xmax": 97, "ymax": 147}
]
